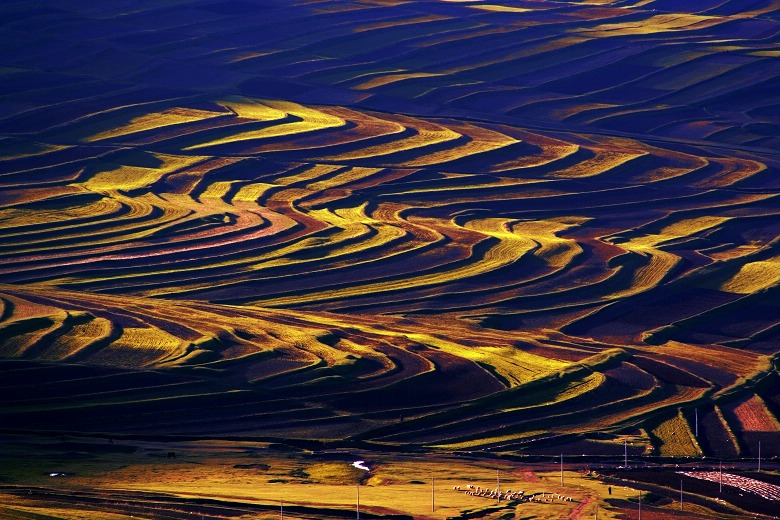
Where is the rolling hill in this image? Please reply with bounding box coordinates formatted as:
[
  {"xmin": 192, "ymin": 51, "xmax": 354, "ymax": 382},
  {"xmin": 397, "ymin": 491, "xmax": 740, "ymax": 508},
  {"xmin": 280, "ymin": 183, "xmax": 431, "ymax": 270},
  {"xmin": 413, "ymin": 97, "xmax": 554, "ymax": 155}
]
[{"xmin": 1, "ymin": 0, "xmax": 779, "ymax": 460}]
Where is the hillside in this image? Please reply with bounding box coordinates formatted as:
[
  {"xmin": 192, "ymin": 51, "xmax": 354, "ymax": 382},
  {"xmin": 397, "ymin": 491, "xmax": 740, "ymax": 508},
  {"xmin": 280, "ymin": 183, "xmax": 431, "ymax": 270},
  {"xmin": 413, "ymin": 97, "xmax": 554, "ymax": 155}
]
[{"xmin": 1, "ymin": 0, "xmax": 779, "ymax": 460}]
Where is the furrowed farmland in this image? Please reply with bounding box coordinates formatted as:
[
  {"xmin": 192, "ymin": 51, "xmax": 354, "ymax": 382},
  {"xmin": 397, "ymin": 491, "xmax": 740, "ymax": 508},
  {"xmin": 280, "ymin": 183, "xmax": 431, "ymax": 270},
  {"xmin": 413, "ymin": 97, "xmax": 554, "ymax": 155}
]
[{"xmin": 1, "ymin": 0, "xmax": 779, "ymax": 518}]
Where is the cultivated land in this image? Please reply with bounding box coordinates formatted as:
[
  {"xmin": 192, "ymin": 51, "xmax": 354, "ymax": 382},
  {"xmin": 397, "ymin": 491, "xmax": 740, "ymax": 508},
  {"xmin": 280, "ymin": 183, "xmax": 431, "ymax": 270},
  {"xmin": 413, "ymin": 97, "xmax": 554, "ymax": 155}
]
[{"xmin": 1, "ymin": 0, "xmax": 779, "ymax": 518}]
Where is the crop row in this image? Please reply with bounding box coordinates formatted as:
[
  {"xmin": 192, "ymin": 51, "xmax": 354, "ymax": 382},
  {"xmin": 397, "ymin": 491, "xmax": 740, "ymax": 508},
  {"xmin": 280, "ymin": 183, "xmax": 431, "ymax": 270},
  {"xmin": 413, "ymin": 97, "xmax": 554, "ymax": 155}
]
[
  {"xmin": 1, "ymin": 0, "xmax": 779, "ymax": 454},
  {"xmin": 3, "ymin": 282, "xmax": 764, "ymax": 450}
]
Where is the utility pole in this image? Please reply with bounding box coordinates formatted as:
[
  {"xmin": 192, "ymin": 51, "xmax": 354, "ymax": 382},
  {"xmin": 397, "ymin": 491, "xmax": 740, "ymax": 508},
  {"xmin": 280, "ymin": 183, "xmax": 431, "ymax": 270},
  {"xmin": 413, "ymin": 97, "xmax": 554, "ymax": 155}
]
[
  {"xmin": 357, "ymin": 484, "xmax": 360, "ymax": 519},
  {"xmin": 497, "ymin": 469, "xmax": 501, "ymax": 502},
  {"xmin": 624, "ymin": 439, "xmax": 627, "ymax": 468},
  {"xmin": 280, "ymin": 499, "xmax": 284, "ymax": 520},
  {"xmin": 638, "ymin": 492, "xmax": 641, "ymax": 520},
  {"xmin": 561, "ymin": 454, "xmax": 564, "ymax": 486},
  {"xmin": 719, "ymin": 460, "xmax": 723, "ymax": 493},
  {"xmin": 758, "ymin": 441, "xmax": 762, "ymax": 472},
  {"xmin": 680, "ymin": 480, "xmax": 683, "ymax": 512}
]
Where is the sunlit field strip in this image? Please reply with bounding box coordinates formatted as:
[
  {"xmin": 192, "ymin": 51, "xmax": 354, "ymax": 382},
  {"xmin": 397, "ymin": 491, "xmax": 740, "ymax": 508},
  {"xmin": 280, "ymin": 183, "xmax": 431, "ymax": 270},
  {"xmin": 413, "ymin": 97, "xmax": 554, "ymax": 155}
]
[
  {"xmin": 381, "ymin": 122, "xmax": 521, "ymax": 168},
  {"xmin": 718, "ymin": 254, "xmax": 780, "ymax": 294},
  {"xmin": 121, "ymin": 207, "xmax": 453, "ymax": 298},
  {"xmin": 575, "ymin": 12, "xmax": 725, "ymax": 38},
  {"xmin": 5, "ymin": 196, "xmax": 210, "ymax": 254},
  {"xmin": 546, "ymin": 133, "xmax": 769, "ymax": 187},
  {"xmin": 168, "ymin": 106, "xmax": 518, "ymax": 175},
  {"xmin": 0, "ymin": 194, "xmax": 233, "ymax": 266},
  {"xmin": 271, "ymin": 163, "xmax": 346, "ymax": 186},
  {"xmin": 337, "ymin": 218, "xmax": 590, "ymax": 313},
  {"xmin": 599, "ymin": 215, "xmax": 733, "ymax": 298},
  {"xmin": 692, "ymin": 157, "xmax": 767, "ymax": 188},
  {"xmin": 84, "ymin": 107, "xmax": 230, "ymax": 142},
  {"xmin": 0, "ymin": 194, "xmax": 296, "ymax": 283},
  {"xmin": 317, "ymin": 115, "xmax": 463, "ymax": 161},
  {"xmin": 28, "ymin": 315, "xmax": 115, "ymax": 362},
  {"xmin": 0, "ymin": 314, "xmax": 66, "ymax": 358},
  {"xmin": 629, "ymin": 157, "xmax": 713, "ymax": 184},
  {"xmin": 76, "ymin": 108, "xmax": 274, "ymax": 149},
  {"xmin": 53, "ymin": 207, "xmax": 416, "ymax": 296},
  {"xmin": 184, "ymin": 99, "xmax": 346, "ymax": 150},
  {"xmin": 85, "ymin": 327, "xmax": 189, "ymax": 368},
  {"xmin": 0, "ymin": 197, "xmax": 126, "ymax": 235},
  {"xmin": 244, "ymin": 217, "xmax": 538, "ymax": 307},
  {"xmin": 401, "ymin": 332, "xmax": 569, "ymax": 388},
  {"xmin": 601, "ymin": 250, "xmax": 682, "ymax": 299},
  {"xmin": 548, "ymin": 149, "xmax": 648, "ymax": 178},
  {"xmin": 492, "ymin": 141, "xmax": 582, "ymax": 172},
  {"xmin": 352, "ymin": 71, "xmax": 445, "ymax": 90},
  {"xmin": 4, "ymin": 95, "xmax": 768, "ymax": 219},
  {"xmin": 0, "ymin": 193, "xmax": 191, "ymax": 258},
  {"xmin": 227, "ymin": 106, "xmax": 410, "ymax": 155},
  {"xmin": 82, "ymin": 153, "xmax": 208, "ymax": 192},
  {"xmin": 304, "ymin": 166, "xmax": 385, "ymax": 191},
  {"xmin": 651, "ymin": 409, "xmax": 702, "ymax": 457}
]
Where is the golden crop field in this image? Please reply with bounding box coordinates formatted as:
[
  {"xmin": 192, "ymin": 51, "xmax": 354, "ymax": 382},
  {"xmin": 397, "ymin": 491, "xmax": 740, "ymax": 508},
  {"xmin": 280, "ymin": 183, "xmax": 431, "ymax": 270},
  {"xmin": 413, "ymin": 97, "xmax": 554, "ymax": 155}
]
[{"xmin": 1, "ymin": 0, "xmax": 779, "ymax": 518}]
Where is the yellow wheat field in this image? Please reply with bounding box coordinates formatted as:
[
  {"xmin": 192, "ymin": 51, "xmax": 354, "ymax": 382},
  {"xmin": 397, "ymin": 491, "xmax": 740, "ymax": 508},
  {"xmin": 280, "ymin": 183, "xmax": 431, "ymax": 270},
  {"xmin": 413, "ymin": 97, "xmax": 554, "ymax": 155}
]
[{"xmin": 651, "ymin": 410, "xmax": 701, "ymax": 457}]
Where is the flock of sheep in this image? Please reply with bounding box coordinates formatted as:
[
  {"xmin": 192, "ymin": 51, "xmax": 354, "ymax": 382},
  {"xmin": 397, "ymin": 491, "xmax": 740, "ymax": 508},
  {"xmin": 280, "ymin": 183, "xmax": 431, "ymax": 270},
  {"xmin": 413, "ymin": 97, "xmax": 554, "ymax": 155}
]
[{"xmin": 453, "ymin": 485, "xmax": 575, "ymax": 503}]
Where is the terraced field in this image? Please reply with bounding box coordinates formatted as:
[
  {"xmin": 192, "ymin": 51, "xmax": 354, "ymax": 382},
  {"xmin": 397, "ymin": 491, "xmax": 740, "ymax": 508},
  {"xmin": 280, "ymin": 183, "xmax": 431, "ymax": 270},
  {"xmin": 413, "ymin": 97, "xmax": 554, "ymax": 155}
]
[{"xmin": 1, "ymin": 0, "xmax": 779, "ymax": 469}]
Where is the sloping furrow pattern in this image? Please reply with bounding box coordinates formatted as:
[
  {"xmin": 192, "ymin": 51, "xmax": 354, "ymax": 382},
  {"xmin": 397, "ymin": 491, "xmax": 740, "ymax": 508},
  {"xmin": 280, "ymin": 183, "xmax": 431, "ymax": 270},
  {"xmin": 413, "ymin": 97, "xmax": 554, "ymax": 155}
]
[
  {"xmin": 1, "ymin": 0, "xmax": 779, "ymax": 453},
  {"xmin": 1, "ymin": 99, "xmax": 778, "ymax": 344},
  {"xmin": 1, "ymin": 283, "xmax": 763, "ymax": 449}
]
